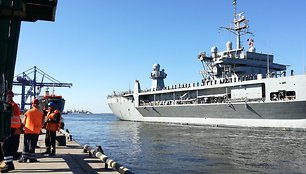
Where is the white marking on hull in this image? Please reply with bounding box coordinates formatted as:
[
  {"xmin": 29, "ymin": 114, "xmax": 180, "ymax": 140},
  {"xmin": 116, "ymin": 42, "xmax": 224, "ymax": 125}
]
[{"xmin": 139, "ymin": 117, "xmax": 306, "ymax": 129}]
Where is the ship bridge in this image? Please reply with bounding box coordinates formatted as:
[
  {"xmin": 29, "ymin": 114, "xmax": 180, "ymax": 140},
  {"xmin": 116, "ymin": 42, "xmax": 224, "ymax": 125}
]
[
  {"xmin": 198, "ymin": 0, "xmax": 287, "ymax": 80},
  {"xmin": 198, "ymin": 43, "xmax": 287, "ymax": 80}
]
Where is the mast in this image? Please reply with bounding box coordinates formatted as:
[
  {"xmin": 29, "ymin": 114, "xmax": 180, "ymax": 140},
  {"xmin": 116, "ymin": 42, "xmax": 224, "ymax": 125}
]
[
  {"xmin": 150, "ymin": 64, "xmax": 167, "ymax": 91},
  {"xmin": 233, "ymin": 0, "xmax": 239, "ymax": 49},
  {"xmin": 221, "ymin": 0, "xmax": 252, "ymax": 49}
]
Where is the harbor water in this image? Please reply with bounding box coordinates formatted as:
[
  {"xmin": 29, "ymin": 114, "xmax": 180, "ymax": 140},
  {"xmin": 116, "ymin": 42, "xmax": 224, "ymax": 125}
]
[{"xmin": 63, "ymin": 114, "xmax": 306, "ymax": 174}]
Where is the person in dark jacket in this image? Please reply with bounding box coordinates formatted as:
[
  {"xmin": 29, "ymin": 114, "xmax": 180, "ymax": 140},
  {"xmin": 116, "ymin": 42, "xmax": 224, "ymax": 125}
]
[{"xmin": 0, "ymin": 90, "xmax": 21, "ymax": 173}]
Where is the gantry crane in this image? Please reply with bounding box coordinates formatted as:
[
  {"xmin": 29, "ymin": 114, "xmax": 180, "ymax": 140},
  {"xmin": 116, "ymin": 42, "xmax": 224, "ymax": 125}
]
[{"xmin": 13, "ymin": 66, "xmax": 72, "ymax": 111}]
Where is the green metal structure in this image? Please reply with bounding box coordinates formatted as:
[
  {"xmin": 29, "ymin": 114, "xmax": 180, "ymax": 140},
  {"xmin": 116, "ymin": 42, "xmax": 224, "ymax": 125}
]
[{"xmin": 0, "ymin": 0, "xmax": 58, "ymax": 140}]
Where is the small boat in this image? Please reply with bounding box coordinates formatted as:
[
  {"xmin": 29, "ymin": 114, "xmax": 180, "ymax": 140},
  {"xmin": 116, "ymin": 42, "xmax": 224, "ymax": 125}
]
[{"xmin": 38, "ymin": 89, "xmax": 65, "ymax": 113}]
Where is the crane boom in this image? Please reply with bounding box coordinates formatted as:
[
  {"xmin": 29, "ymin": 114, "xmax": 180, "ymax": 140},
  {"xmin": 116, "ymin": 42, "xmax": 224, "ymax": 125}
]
[{"xmin": 13, "ymin": 66, "xmax": 72, "ymax": 111}]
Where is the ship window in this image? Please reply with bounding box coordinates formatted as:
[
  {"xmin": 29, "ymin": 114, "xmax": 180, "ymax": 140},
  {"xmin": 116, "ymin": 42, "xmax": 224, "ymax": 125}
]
[
  {"xmin": 261, "ymin": 83, "xmax": 266, "ymax": 98},
  {"xmin": 270, "ymin": 90, "xmax": 296, "ymax": 101},
  {"xmin": 286, "ymin": 91, "xmax": 296, "ymax": 100}
]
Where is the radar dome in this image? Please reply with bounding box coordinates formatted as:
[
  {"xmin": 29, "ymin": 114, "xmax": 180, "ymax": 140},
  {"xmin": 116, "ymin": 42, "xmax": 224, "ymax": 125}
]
[
  {"xmin": 248, "ymin": 47, "xmax": 256, "ymax": 52},
  {"xmin": 153, "ymin": 64, "xmax": 160, "ymax": 71},
  {"xmin": 211, "ymin": 46, "xmax": 218, "ymax": 53},
  {"xmin": 198, "ymin": 52, "xmax": 206, "ymax": 60},
  {"xmin": 226, "ymin": 41, "xmax": 232, "ymax": 51}
]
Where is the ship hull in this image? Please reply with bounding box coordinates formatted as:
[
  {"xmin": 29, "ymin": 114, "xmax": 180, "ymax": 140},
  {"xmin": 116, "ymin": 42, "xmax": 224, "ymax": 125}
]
[{"xmin": 108, "ymin": 99, "xmax": 306, "ymax": 129}]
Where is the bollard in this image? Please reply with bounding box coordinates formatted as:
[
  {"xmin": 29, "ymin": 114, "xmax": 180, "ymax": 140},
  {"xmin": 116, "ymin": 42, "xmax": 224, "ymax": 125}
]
[
  {"xmin": 66, "ymin": 129, "xmax": 72, "ymax": 141},
  {"xmin": 83, "ymin": 145, "xmax": 88, "ymax": 153},
  {"xmin": 59, "ymin": 129, "xmax": 72, "ymax": 141},
  {"xmin": 83, "ymin": 144, "xmax": 133, "ymax": 174},
  {"xmin": 96, "ymin": 145, "xmax": 108, "ymax": 169},
  {"xmin": 96, "ymin": 145, "xmax": 104, "ymax": 154},
  {"xmin": 56, "ymin": 135, "xmax": 66, "ymax": 146}
]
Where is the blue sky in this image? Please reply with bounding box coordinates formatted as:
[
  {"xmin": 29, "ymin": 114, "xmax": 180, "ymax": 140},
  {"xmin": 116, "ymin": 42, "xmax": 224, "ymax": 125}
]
[{"xmin": 13, "ymin": 0, "xmax": 306, "ymax": 113}]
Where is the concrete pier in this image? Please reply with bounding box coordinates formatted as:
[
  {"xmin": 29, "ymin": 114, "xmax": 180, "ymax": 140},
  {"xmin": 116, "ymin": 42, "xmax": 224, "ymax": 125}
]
[{"xmin": 9, "ymin": 133, "xmax": 120, "ymax": 174}]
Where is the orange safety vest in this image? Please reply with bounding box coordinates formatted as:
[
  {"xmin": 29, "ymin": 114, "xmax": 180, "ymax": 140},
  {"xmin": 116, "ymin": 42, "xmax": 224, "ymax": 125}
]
[
  {"xmin": 46, "ymin": 110, "xmax": 61, "ymax": 132},
  {"xmin": 24, "ymin": 107, "xmax": 44, "ymax": 134},
  {"xmin": 10, "ymin": 101, "xmax": 21, "ymax": 129}
]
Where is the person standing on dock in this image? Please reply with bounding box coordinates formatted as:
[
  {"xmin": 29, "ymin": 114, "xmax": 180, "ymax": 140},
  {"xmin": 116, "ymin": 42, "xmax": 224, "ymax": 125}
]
[
  {"xmin": 18, "ymin": 99, "xmax": 44, "ymax": 163},
  {"xmin": 43, "ymin": 102, "xmax": 61, "ymax": 156},
  {"xmin": 0, "ymin": 90, "xmax": 21, "ymax": 173},
  {"xmin": 7, "ymin": 90, "xmax": 22, "ymax": 160}
]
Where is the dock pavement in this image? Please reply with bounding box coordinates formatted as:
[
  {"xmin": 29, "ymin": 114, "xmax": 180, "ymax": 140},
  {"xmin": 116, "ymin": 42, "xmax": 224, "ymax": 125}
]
[{"xmin": 5, "ymin": 133, "xmax": 120, "ymax": 174}]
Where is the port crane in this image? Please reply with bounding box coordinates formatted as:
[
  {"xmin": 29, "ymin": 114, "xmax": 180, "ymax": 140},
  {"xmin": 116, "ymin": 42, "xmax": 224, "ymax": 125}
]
[{"xmin": 13, "ymin": 66, "xmax": 72, "ymax": 111}]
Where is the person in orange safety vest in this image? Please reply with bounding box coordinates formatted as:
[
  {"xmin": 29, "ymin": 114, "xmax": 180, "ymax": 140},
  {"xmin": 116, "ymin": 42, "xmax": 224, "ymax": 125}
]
[
  {"xmin": 18, "ymin": 98, "xmax": 43, "ymax": 163},
  {"xmin": 8, "ymin": 90, "xmax": 21, "ymax": 159},
  {"xmin": 42, "ymin": 102, "xmax": 61, "ymax": 156},
  {"xmin": 0, "ymin": 90, "xmax": 21, "ymax": 173}
]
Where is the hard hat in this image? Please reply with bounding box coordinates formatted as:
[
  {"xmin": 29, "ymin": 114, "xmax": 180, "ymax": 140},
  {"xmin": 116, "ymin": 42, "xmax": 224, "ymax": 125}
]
[
  {"xmin": 48, "ymin": 102, "xmax": 56, "ymax": 107},
  {"xmin": 32, "ymin": 98, "xmax": 39, "ymax": 104},
  {"xmin": 7, "ymin": 90, "xmax": 14, "ymax": 97}
]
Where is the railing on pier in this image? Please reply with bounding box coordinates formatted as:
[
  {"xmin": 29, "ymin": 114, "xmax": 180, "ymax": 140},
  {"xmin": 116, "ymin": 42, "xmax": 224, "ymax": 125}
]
[
  {"xmin": 59, "ymin": 129, "xmax": 72, "ymax": 141},
  {"xmin": 83, "ymin": 145, "xmax": 133, "ymax": 174},
  {"xmin": 59, "ymin": 129, "xmax": 133, "ymax": 174}
]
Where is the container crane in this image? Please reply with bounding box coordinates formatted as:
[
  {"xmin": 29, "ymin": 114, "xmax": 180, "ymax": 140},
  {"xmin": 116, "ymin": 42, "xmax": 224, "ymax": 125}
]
[{"xmin": 13, "ymin": 66, "xmax": 72, "ymax": 111}]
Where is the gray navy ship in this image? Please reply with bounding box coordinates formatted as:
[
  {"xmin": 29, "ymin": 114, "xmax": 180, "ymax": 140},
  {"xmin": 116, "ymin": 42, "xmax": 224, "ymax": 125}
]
[{"xmin": 107, "ymin": 0, "xmax": 306, "ymax": 129}]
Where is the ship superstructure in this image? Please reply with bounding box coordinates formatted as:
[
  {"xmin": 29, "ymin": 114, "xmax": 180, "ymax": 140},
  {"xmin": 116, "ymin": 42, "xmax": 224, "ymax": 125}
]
[
  {"xmin": 107, "ymin": 0, "xmax": 306, "ymax": 128},
  {"xmin": 38, "ymin": 88, "xmax": 65, "ymax": 113}
]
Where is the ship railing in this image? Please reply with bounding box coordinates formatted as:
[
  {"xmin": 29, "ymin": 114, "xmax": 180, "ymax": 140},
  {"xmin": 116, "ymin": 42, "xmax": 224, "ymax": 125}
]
[
  {"xmin": 140, "ymin": 99, "xmax": 186, "ymax": 106},
  {"xmin": 109, "ymin": 71, "xmax": 289, "ymax": 97},
  {"xmin": 228, "ymin": 97, "xmax": 265, "ymax": 103},
  {"xmin": 108, "ymin": 90, "xmax": 134, "ymax": 97},
  {"xmin": 150, "ymin": 75, "xmax": 259, "ymax": 92},
  {"xmin": 175, "ymin": 99, "xmax": 197, "ymax": 105},
  {"xmin": 147, "ymin": 82, "xmax": 202, "ymax": 93},
  {"xmin": 139, "ymin": 98, "xmax": 207, "ymax": 106},
  {"xmin": 200, "ymin": 74, "xmax": 260, "ymax": 86},
  {"xmin": 140, "ymin": 88, "xmax": 151, "ymax": 92},
  {"xmin": 198, "ymin": 71, "xmax": 289, "ymax": 88},
  {"xmin": 139, "ymin": 97, "xmax": 267, "ymax": 107}
]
